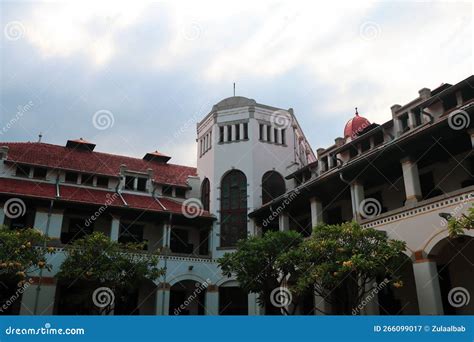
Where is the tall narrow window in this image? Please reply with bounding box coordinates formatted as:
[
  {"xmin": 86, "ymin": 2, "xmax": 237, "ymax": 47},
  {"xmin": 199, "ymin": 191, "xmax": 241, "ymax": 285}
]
[
  {"xmin": 209, "ymin": 132, "xmax": 212, "ymax": 149},
  {"xmin": 274, "ymin": 128, "xmax": 278, "ymax": 144},
  {"xmin": 261, "ymin": 171, "xmax": 285, "ymax": 204},
  {"xmin": 201, "ymin": 178, "xmax": 210, "ymax": 211},
  {"xmin": 281, "ymin": 129, "xmax": 286, "ymax": 145},
  {"xmin": 243, "ymin": 123, "xmax": 248, "ymax": 139},
  {"xmin": 259, "ymin": 124, "xmax": 263, "ymax": 140},
  {"xmin": 227, "ymin": 125, "xmax": 232, "ymax": 142},
  {"xmin": 235, "ymin": 124, "xmax": 240, "ymax": 141},
  {"xmin": 220, "ymin": 170, "xmax": 247, "ymax": 247},
  {"xmin": 266, "ymin": 125, "xmax": 271, "ymax": 142},
  {"xmin": 219, "ymin": 126, "xmax": 224, "ymax": 143}
]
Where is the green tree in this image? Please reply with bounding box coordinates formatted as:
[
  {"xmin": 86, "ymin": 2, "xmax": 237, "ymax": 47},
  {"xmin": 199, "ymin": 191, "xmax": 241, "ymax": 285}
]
[
  {"xmin": 57, "ymin": 232, "xmax": 164, "ymax": 315},
  {"xmin": 0, "ymin": 225, "xmax": 53, "ymax": 284},
  {"xmin": 0, "ymin": 225, "xmax": 54, "ymax": 313},
  {"xmin": 447, "ymin": 204, "xmax": 474, "ymax": 238},
  {"xmin": 291, "ymin": 222, "xmax": 406, "ymax": 314},
  {"xmin": 219, "ymin": 230, "xmax": 303, "ymax": 315}
]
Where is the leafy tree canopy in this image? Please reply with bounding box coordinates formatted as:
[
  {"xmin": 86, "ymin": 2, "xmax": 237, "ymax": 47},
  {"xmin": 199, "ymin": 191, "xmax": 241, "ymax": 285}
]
[{"xmin": 0, "ymin": 225, "xmax": 53, "ymax": 286}]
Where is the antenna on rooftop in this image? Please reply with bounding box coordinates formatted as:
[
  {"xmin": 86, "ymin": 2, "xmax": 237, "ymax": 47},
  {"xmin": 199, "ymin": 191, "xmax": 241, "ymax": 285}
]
[{"xmin": 38, "ymin": 132, "xmax": 43, "ymax": 143}]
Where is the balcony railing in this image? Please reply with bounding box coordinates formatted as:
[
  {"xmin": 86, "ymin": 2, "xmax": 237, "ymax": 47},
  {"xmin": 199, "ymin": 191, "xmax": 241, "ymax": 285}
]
[{"xmin": 361, "ymin": 186, "xmax": 474, "ymax": 229}]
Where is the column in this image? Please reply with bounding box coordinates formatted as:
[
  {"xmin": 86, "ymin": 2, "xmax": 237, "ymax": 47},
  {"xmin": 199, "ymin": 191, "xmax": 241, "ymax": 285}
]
[
  {"xmin": 314, "ymin": 293, "xmax": 330, "ymax": 315},
  {"xmin": 155, "ymin": 283, "xmax": 170, "ymax": 315},
  {"xmin": 20, "ymin": 277, "xmax": 57, "ymax": 315},
  {"xmin": 350, "ymin": 181, "xmax": 364, "ymax": 220},
  {"xmin": 0, "ymin": 205, "xmax": 5, "ymax": 226},
  {"xmin": 278, "ymin": 212, "xmax": 290, "ymax": 231},
  {"xmin": 161, "ymin": 222, "xmax": 171, "ymax": 250},
  {"xmin": 413, "ymin": 259, "xmax": 444, "ymax": 315},
  {"xmin": 309, "ymin": 197, "xmax": 323, "ymax": 228},
  {"xmin": 401, "ymin": 157, "xmax": 422, "ymax": 205},
  {"xmin": 33, "ymin": 209, "xmax": 63, "ymax": 239},
  {"xmin": 248, "ymin": 293, "xmax": 261, "ymax": 315},
  {"xmin": 110, "ymin": 215, "xmax": 120, "ymax": 241},
  {"xmin": 205, "ymin": 285, "xmax": 219, "ymax": 315},
  {"xmin": 468, "ymin": 129, "xmax": 474, "ymax": 148}
]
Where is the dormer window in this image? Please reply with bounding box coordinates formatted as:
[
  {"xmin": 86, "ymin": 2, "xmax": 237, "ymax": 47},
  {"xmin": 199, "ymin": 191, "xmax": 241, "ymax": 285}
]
[
  {"xmin": 65, "ymin": 172, "xmax": 78, "ymax": 183},
  {"xmin": 33, "ymin": 167, "xmax": 47, "ymax": 179},
  {"xmin": 162, "ymin": 186, "xmax": 173, "ymax": 196},
  {"xmin": 175, "ymin": 188, "xmax": 186, "ymax": 198},
  {"xmin": 124, "ymin": 176, "xmax": 134, "ymax": 190},
  {"xmin": 81, "ymin": 174, "xmax": 94, "ymax": 186},
  {"xmin": 399, "ymin": 114, "xmax": 409, "ymax": 133},
  {"xmin": 124, "ymin": 175, "xmax": 148, "ymax": 192},
  {"xmin": 96, "ymin": 176, "xmax": 109, "ymax": 188},
  {"xmin": 137, "ymin": 178, "xmax": 147, "ymax": 192},
  {"xmin": 16, "ymin": 165, "xmax": 31, "ymax": 178}
]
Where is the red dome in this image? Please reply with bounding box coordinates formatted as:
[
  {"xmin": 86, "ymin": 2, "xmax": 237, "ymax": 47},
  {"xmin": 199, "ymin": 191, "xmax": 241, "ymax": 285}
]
[{"xmin": 344, "ymin": 109, "xmax": 371, "ymax": 139}]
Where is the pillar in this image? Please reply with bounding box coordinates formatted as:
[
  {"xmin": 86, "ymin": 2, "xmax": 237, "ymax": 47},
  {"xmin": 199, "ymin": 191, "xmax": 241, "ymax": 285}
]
[
  {"xmin": 0, "ymin": 205, "xmax": 5, "ymax": 226},
  {"xmin": 413, "ymin": 259, "xmax": 444, "ymax": 315},
  {"xmin": 33, "ymin": 210, "xmax": 63, "ymax": 238},
  {"xmin": 205, "ymin": 285, "xmax": 219, "ymax": 315},
  {"xmin": 468, "ymin": 129, "xmax": 474, "ymax": 148},
  {"xmin": 401, "ymin": 157, "xmax": 422, "ymax": 205},
  {"xmin": 20, "ymin": 277, "xmax": 57, "ymax": 315},
  {"xmin": 278, "ymin": 212, "xmax": 290, "ymax": 231},
  {"xmin": 155, "ymin": 283, "xmax": 170, "ymax": 315},
  {"xmin": 248, "ymin": 293, "xmax": 262, "ymax": 315},
  {"xmin": 350, "ymin": 181, "xmax": 364, "ymax": 220},
  {"xmin": 314, "ymin": 293, "xmax": 330, "ymax": 315},
  {"xmin": 310, "ymin": 197, "xmax": 323, "ymax": 228},
  {"xmin": 110, "ymin": 215, "xmax": 120, "ymax": 241}
]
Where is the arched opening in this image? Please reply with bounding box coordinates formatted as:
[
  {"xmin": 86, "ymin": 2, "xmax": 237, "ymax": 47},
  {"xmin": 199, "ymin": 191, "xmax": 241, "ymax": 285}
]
[
  {"xmin": 220, "ymin": 170, "xmax": 247, "ymax": 247},
  {"xmin": 377, "ymin": 255, "xmax": 419, "ymax": 315},
  {"xmin": 261, "ymin": 171, "xmax": 286, "ymax": 205},
  {"xmin": 201, "ymin": 178, "xmax": 210, "ymax": 211},
  {"xmin": 169, "ymin": 280, "xmax": 206, "ymax": 315},
  {"xmin": 429, "ymin": 236, "xmax": 474, "ymax": 315}
]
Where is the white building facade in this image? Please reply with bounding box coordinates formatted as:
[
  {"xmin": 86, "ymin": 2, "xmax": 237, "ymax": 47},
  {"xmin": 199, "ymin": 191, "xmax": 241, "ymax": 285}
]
[{"xmin": 0, "ymin": 75, "xmax": 473, "ymax": 315}]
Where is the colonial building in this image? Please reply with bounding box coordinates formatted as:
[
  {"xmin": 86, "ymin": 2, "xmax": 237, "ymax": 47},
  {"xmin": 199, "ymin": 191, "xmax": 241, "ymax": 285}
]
[{"xmin": 1, "ymin": 75, "xmax": 473, "ymax": 315}]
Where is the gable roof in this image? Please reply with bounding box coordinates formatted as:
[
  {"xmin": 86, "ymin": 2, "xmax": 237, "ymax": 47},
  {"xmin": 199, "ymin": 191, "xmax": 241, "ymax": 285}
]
[{"xmin": 2, "ymin": 142, "xmax": 196, "ymax": 187}]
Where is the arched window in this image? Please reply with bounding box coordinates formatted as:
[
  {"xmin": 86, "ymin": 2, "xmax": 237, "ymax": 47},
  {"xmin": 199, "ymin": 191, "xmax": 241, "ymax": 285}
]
[
  {"xmin": 261, "ymin": 171, "xmax": 285, "ymax": 204},
  {"xmin": 220, "ymin": 170, "xmax": 247, "ymax": 247},
  {"xmin": 201, "ymin": 178, "xmax": 210, "ymax": 211}
]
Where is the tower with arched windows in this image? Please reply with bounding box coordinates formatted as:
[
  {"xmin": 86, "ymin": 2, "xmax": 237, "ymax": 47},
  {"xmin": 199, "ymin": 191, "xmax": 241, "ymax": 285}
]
[{"xmin": 196, "ymin": 96, "xmax": 315, "ymax": 257}]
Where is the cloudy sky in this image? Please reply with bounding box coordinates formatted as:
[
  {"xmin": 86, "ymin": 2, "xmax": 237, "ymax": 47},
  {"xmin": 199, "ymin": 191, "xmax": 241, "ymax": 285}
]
[{"xmin": 1, "ymin": 0, "xmax": 472, "ymax": 166}]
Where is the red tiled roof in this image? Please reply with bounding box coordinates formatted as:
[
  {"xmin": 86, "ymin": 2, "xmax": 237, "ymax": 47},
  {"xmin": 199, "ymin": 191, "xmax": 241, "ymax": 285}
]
[
  {"xmin": 0, "ymin": 178, "xmax": 212, "ymax": 218},
  {"xmin": 2, "ymin": 142, "xmax": 196, "ymax": 187}
]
